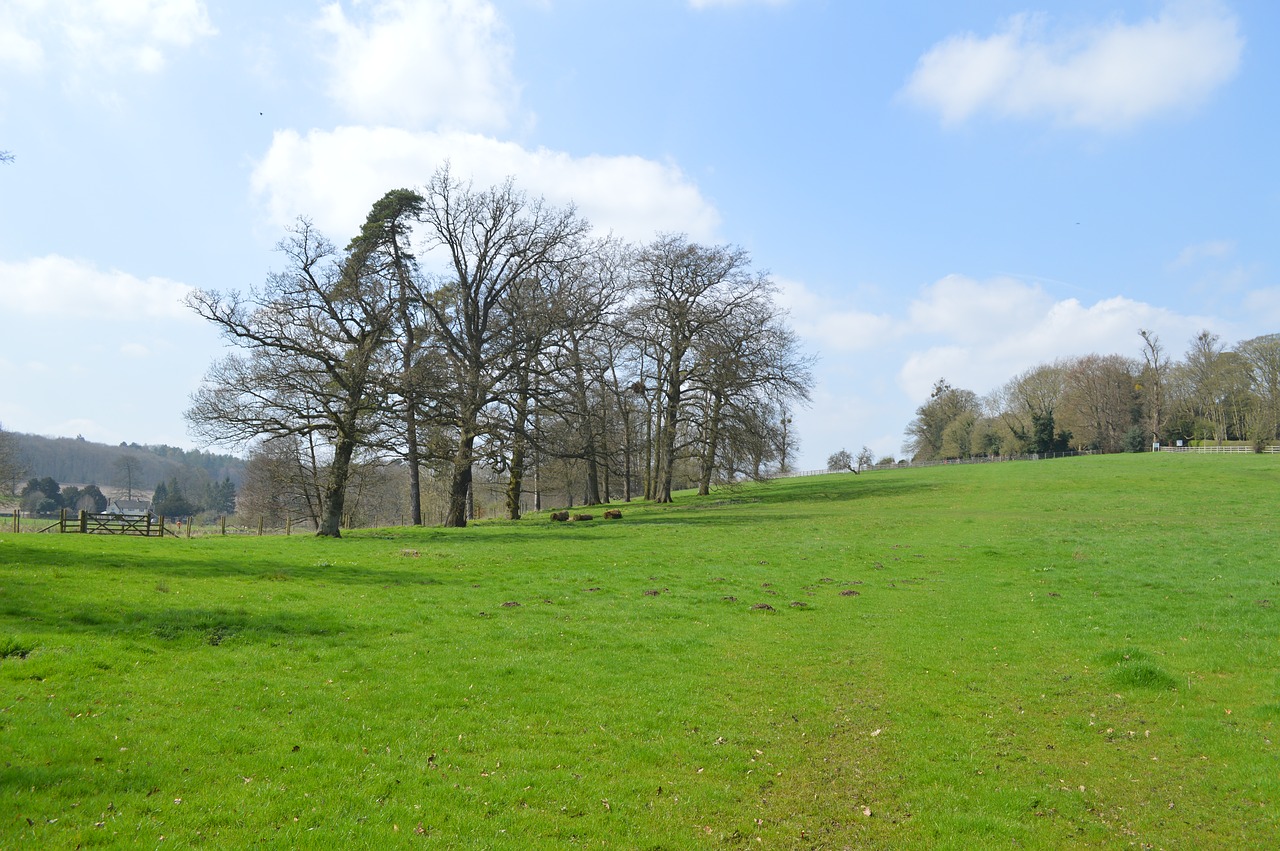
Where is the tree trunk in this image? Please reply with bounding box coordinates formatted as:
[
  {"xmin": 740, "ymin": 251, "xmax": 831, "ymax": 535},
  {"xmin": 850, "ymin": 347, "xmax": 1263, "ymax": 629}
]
[
  {"xmin": 506, "ymin": 438, "xmax": 526, "ymax": 520},
  {"xmin": 405, "ymin": 413, "xmax": 422, "ymax": 526},
  {"xmin": 445, "ymin": 432, "xmax": 475, "ymax": 528},
  {"xmin": 318, "ymin": 435, "xmax": 357, "ymax": 537},
  {"xmin": 505, "ymin": 370, "xmax": 533, "ymax": 520},
  {"xmin": 698, "ymin": 391, "xmax": 725, "ymax": 496},
  {"xmin": 655, "ymin": 351, "xmax": 683, "ymax": 503}
]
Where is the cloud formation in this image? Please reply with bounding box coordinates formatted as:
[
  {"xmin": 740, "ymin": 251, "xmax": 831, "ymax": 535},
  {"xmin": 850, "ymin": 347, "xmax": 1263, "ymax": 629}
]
[
  {"xmin": 902, "ymin": 1, "xmax": 1242, "ymax": 130},
  {"xmin": 0, "ymin": 255, "xmax": 195, "ymax": 321},
  {"xmin": 0, "ymin": 0, "xmax": 215, "ymax": 79},
  {"xmin": 251, "ymin": 126, "xmax": 721, "ymax": 245},
  {"xmin": 316, "ymin": 0, "xmax": 518, "ymax": 132}
]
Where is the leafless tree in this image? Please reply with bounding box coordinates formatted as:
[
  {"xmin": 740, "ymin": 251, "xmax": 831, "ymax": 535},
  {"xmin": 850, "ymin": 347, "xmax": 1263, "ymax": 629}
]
[
  {"xmin": 904, "ymin": 379, "xmax": 980, "ymax": 461},
  {"xmin": 1235, "ymin": 334, "xmax": 1280, "ymax": 443},
  {"xmin": 686, "ymin": 294, "xmax": 812, "ymax": 494},
  {"xmin": 186, "ymin": 218, "xmax": 395, "ymax": 537},
  {"xmin": 113, "ymin": 455, "xmax": 141, "ymax": 500},
  {"xmin": 630, "ymin": 235, "xmax": 774, "ymax": 502},
  {"xmin": 1058, "ymin": 354, "xmax": 1140, "ymax": 453},
  {"xmin": 1138, "ymin": 329, "xmax": 1169, "ymax": 444},
  {"xmin": 416, "ymin": 165, "xmax": 589, "ymax": 527}
]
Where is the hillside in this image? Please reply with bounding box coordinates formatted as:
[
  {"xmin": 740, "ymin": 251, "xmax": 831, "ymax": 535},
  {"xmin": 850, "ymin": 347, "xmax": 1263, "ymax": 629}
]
[
  {"xmin": 7, "ymin": 432, "xmax": 243, "ymax": 494},
  {"xmin": 2, "ymin": 453, "xmax": 1278, "ymax": 847}
]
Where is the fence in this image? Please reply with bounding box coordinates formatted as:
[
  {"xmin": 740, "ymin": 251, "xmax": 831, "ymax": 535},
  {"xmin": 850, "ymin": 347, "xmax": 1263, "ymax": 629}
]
[
  {"xmin": 31, "ymin": 509, "xmax": 177, "ymax": 537},
  {"xmin": 1156, "ymin": 444, "xmax": 1280, "ymax": 453},
  {"xmin": 771, "ymin": 444, "xmax": 1278, "ymax": 480},
  {"xmin": 7, "ymin": 510, "xmax": 322, "ymax": 537},
  {"xmin": 773, "ymin": 450, "xmax": 1099, "ymax": 479}
]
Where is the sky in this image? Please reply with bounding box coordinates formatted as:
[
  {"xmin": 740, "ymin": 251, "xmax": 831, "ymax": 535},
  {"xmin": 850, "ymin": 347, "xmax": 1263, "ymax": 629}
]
[{"xmin": 2, "ymin": 0, "xmax": 1278, "ymax": 470}]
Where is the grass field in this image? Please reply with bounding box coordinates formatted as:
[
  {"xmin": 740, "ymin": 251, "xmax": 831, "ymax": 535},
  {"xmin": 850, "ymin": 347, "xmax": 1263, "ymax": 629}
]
[{"xmin": 2, "ymin": 454, "xmax": 1278, "ymax": 849}]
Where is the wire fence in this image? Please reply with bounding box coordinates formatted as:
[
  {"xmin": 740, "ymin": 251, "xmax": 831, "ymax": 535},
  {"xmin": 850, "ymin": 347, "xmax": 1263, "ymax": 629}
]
[{"xmin": 774, "ymin": 444, "xmax": 1278, "ymax": 479}]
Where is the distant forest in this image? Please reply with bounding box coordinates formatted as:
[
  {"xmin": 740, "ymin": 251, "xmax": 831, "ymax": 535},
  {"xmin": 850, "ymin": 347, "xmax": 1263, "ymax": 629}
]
[{"xmin": 5, "ymin": 432, "xmax": 244, "ymax": 499}]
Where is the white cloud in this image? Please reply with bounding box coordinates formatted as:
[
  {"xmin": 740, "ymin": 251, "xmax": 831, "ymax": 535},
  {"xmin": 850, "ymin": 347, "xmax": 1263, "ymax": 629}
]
[
  {"xmin": 250, "ymin": 126, "xmax": 721, "ymax": 245},
  {"xmin": 907, "ymin": 274, "xmax": 1052, "ymax": 343},
  {"xmin": 317, "ymin": 0, "xmax": 518, "ymax": 132},
  {"xmin": 901, "ymin": 1, "xmax": 1242, "ymax": 130},
  {"xmin": 1243, "ymin": 289, "xmax": 1280, "ymax": 326},
  {"xmin": 0, "ymin": 0, "xmax": 214, "ymax": 81},
  {"xmin": 0, "ymin": 255, "xmax": 195, "ymax": 320},
  {"xmin": 0, "ymin": 13, "xmax": 44, "ymax": 74},
  {"xmin": 776, "ymin": 277, "xmax": 899, "ymax": 353},
  {"xmin": 1171, "ymin": 238, "xmax": 1235, "ymax": 268},
  {"xmin": 897, "ymin": 275, "xmax": 1205, "ymax": 400}
]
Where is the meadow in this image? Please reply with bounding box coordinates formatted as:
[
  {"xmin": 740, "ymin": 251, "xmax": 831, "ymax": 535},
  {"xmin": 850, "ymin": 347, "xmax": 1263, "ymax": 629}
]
[{"xmin": 1, "ymin": 454, "xmax": 1277, "ymax": 849}]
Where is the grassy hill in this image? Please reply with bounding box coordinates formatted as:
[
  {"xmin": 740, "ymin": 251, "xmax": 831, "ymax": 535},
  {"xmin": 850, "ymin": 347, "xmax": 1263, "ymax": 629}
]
[{"xmin": 2, "ymin": 454, "xmax": 1277, "ymax": 848}]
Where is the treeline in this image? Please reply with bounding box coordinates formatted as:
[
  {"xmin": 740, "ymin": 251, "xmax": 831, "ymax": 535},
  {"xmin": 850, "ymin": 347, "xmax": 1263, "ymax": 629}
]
[
  {"xmin": 187, "ymin": 168, "xmax": 812, "ymax": 535},
  {"xmin": 16, "ymin": 478, "xmax": 109, "ymax": 517},
  {"xmin": 904, "ymin": 330, "xmax": 1280, "ymax": 461},
  {"xmin": 0, "ymin": 430, "xmax": 243, "ymax": 508}
]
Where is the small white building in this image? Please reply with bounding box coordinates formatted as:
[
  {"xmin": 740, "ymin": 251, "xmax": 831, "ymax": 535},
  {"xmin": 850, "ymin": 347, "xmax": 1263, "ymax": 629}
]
[{"xmin": 108, "ymin": 498, "xmax": 152, "ymax": 517}]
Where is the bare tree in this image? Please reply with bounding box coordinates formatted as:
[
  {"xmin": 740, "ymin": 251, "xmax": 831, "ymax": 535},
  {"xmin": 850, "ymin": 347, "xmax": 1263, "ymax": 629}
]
[
  {"xmin": 113, "ymin": 455, "xmax": 141, "ymax": 500},
  {"xmin": 686, "ymin": 294, "xmax": 812, "ymax": 494},
  {"xmin": 417, "ymin": 165, "xmax": 588, "ymax": 527},
  {"xmin": 631, "ymin": 235, "xmax": 772, "ymax": 502},
  {"xmin": 1236, "ymin": 334, "xmax": 1280, "ymax": 443},
  {"xmin": 1058, "ymin": 354, "xmax": 1140, "ymax": 453},
  {"xmin": 1138, "ymin": 329, "xmax": 1169, "ymax": 444},
  {"xmin": 992, "ymin": 363, "xmax": 1068, "ymax": 454},
  {"xmin": 904, "ymin": 379, "xmax": 980, "ymax": 461},
  {"xmin": 237, "ymin": 436, "xmax": 325, "ymax": 528},
  {"xmin": 186, "ymin": 218, "xmax": 395, "ymax": 537},
  {"xmin": 1176, "ymin": 331, "xmax": 1252, "ymax": 443},
  {"xmin": 827, "ymin": 448, "xmax": 854, "ymax": 472}
]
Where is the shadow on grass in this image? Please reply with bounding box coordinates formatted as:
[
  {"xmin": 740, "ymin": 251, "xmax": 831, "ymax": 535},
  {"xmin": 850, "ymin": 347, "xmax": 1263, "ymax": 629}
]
[
  {"xmin": 91, "ymin": 604, "xmax": 350, "ymax": 643},
  {"xmin": 1, "ymin": 537, "xmax": 452, "ymax": 587},
  {"xmin": 574, "ymin": 475, "xmax": 937, "ymax": 528}
]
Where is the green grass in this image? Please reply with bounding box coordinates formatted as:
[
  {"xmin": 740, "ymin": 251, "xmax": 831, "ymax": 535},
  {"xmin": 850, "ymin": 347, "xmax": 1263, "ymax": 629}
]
[{"xmin": 1, "ymin": 454, "xmax": 1278, "ymax": 848}]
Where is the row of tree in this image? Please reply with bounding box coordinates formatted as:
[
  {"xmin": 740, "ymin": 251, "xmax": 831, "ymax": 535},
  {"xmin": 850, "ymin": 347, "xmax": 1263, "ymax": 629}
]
[
  {"xmin": 904, "ymin": 330, "xmax": 1280, "ymax": 461},
  {"xmin": 186, "ymin": 167, "xmax": 813, "ymax": 535},
  {"xmin": 18, "ymin": 478, "xmax": 109, "ymax": 517},
  {"xmin": 152, "ymin": 476, "xmax": 237, "ymax": 518},
  {"xmin": 0, "ymin": 430, "xmax": 243, "ymax": 499}
]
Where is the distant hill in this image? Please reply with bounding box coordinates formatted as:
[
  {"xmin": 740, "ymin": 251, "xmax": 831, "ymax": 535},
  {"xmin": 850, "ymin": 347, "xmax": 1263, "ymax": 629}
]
[{"xmin": 9, "ymin": 433, "xmax": 244, "ymax": 495}]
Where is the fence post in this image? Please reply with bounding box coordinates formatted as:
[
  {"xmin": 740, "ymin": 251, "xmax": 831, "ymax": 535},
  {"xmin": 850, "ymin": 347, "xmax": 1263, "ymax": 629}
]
[
  {"xmin": 11, "ymin": 510, "xmax": 17, "ymax": 533},
  {"xmin": 79, "ymin": 510, "xmax": 87, "ymax": 534},
  {"xmin": 258, "ymin": 516, "xmax": 264, "ymax": 536},
  {"xmin": 220, "ymin": 515, "xmax": 226, "ymax": 535},
  {"xmin": 159, "ymin": 516, "xmax": 166, "ymax": 537},
  {"xmin": 59, "ymin": 508, "xmax": 67, "ymax": 533},
  {"xmin": 186, "ymin": 517, "xmax": 193, "ymax": 538},
  {"xmin": 286, "ymin": 517, "xmax": 292, "ymax": 536},
  {"xmin": 146, "ymin": 513, "xmax": 153, "ymax": 537}
]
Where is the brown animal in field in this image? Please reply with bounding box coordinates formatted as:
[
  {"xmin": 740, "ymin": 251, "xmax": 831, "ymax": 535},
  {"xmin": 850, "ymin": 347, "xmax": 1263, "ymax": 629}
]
[
  {"xmin": 550, "ymin": 511, "xmax": 569, "ymax": 522},
  {"xmin": 571, "ymin": 513, "xmax": 593, "ymax": 522},
  {"xmin": 603, "ymin": 509, "xmax": 622, "ymax": 519}
]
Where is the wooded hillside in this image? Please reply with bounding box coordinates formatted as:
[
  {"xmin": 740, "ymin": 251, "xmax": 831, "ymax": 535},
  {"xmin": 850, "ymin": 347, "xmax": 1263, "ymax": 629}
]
[{"xmin": 5, "ymin": 432, "xmax": 243, "ymax": 495}]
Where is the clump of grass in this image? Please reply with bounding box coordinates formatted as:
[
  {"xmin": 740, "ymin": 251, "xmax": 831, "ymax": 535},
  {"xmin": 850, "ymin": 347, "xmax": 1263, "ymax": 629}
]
[
  {"xmin": 0, "ymin": 635, "xmax": 34, "ymax": 659},
  {"xmin": 1099, "ymin": 648, "xmax": 1179, "ymax": 690}
]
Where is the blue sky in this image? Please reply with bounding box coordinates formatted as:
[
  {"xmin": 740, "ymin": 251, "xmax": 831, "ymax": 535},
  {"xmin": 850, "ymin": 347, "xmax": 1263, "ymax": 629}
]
[{"xmin": 1, "ymin": 0, "xmax": 1276, "ymax": 470}]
